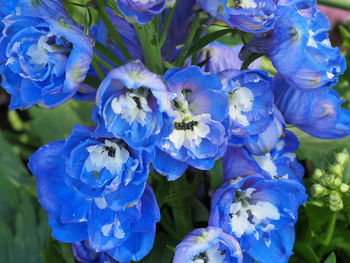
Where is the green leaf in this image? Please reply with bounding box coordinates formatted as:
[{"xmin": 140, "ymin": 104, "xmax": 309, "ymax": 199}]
[
  {"xmin": 289, "ymin": 128, "xmax": 350, "ymax": 169},
  {"xmin": 63, "ymin": 0, "xmax": 100, "ymax": 28},
  {"xmin": 305, "ymin": 204, "xmax": 334, "ymax": 231},
  {"xmin": 190, "ymin": 197, "xmax": 210, "ymax": 222},
  {"xmin": 27, "ymin": 100, "xmax": 94, "ymax": 144},
  {"xmin": 209, "ymin": 159, "xmax": 223, "ymax": 190},
  {"xmin": 324, "ymin": 253, "xmax": 336, "ymax": 263},
  {"xmin": 186, "ymin": 29, "xmax": 233, "ymax": 59},
  {"xmin": 0, "ymin": 130, "xmax": 35, "ymax": 190},
  {"xmin": 60, "ymin": 243, "xmax": 76, "ymax": 263},
  {"xmin": 140, "ymin": 233, "xmax": 177, "ymax": 263}
]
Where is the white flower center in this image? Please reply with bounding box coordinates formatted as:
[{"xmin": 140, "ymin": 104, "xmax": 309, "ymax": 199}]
[
  {"xmin": 168, "ymin": 114, "xmax": 211, "ymax": 150},
  {"xmin": 229, "ymin": 188, "xmax": 280, "ymax": 240},
  {"xmin": 85, "ymin": 140, "xmax": 129, "ymax": 175},
  {"xmin": 111, "ymin": 92, "xmax": 152, "ymax": 126},
  {"xmin": 253, "ymin": 153, "xmax": 278, "ymax": 178},
  {"xmin": 229, "ymin": 87, "xmax": 254, "ymax": 127},
  {"xmin": 191, "ymin": 244, "xmax": 226, "ymax": 263},
  {"xmin": 227, "ymin": 0, "xmax": 257, "ymax": 9},
  {"xmin": 101, "ymin": 215, "xmax": 125, "ymax": 239}
]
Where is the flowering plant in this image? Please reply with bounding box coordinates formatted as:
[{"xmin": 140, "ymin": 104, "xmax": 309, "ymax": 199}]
[{"xmin": 1, "ymin": 0, "xmax": 350, "ymax": 262}]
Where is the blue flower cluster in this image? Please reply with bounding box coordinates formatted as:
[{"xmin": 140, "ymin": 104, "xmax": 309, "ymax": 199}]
[{"xmin": 1, "ymin": 0, "xmax": 347, "ymax": 262}]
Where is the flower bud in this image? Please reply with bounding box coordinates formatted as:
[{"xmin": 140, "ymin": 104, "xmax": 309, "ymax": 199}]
[
  {"xmin": 330, "ymin": 164, "xmax": 343, "ymax": 177},
  {"xmin": 336, "ymin": 150, "xmax": 349, "ymax": 166},
  {"xmin": 313, "ymin": 168, "xmax": 323, "ymax": 181},
  {"xmin": 329, "ymin": 191, "xmax": 341, "ymax": 202},
  {"xmin": 330, "ymin": 199, "xmax": 343, "ymax": 212},
  {"xmin": 340, "ymin": 183, "xmax": 350, "ymax": 193},
  {"xmin": 311, "ymin": 184, "xmax": 327, "ymax": 197},
  {"xmin": 333, "ymin": 178, "xmax": 342, "ymax": 187}
]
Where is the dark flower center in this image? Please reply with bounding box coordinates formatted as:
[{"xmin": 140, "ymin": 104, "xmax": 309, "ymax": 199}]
[
  {"xmin": 103, "ymin": 146, "xmax": 116, "ymax": 157},
  {"xmin": 132, "ymin": 96, "xmax": 142, "ymax": 109},
  {"xmin": 174, "ymin": 120, "xmax": 198, "ymax": 131}
]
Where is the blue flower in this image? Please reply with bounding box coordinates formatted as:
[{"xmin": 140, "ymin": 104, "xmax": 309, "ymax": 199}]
[
  {"xmin": 0, "ymin": 2, "xmax": 93, "ymax": 109},
  {"xmin": 28, "ymin": 137, "xmax": 160, "ymax": 262},
  {"xmin": 93, "ymin": 61, "xmax": 175, "ymax": 151},
  {"xmin": 240, "ymin": 5, "xmax": 346, "ymax": 91},
  {"xmin": 273, "ymin": 74, "xmax": 350, "ymax": 139},
  {"xmin": 117, "ymin": 0, "xmax": 173, "ymax": 24},
  {"xmin": 186, "ymin": 42, "xmax": 261, "ymax": 74},
  {"xmin": 72, "ymin": 241, "xmax": 119, "ymax": 263},
  {"xmin": 153, "ymin": 66, "xmax": 229, "ymax": 180},
  {"xmin": 209, "ymin": 175, "xmax": 307, "ymax": 263},
  {"xmin": 198, "ymin": 0, "xmax": 276, "ymax": 33},
  {"xmin": 173, "ymin": 227, "xmax": 243, "ymax": 263},
  {"xmin": 223, "ymin": 130, "xmax": 305, "ymax": 184},
  {"xmin": 220, "ymin": 69, "xmax": 277, "ymax": 149}
]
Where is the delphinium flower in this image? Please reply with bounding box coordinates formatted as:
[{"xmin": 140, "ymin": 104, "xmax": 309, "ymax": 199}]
[
  {"xmin": 116, "ymin": 0, "xmax": 175, "ymax": 24},
  {"xmin": 240, "ymin": 2, "xmax": 345, "ymax": 91},
  {"xmin": 72, "ymin": 241, "xmax": 119, "ymax": 263},
  {"xmin": 222, "ymin": 130, "xmax": 305, "ymax": 184},
  {"xmin": 173, "ymin": 227, "xmax": 243, "ymax": 263},
  {"xmin": 187, "ymin": 42, "xmax": 261, "ymax": 73},
  {"xmin": 209, "ymin": 175, "xmax": 307, "ymax": 263},
  {"xmin": 273, "ymin": 74, "xmax": 350, "ymax": 139},
  {"xmin": 153, "ymin": 66, "xmax": 229, "ymax": 180},
  {"xmin": 28, "ymin": 125, "xmax": 160, "ymax": 262},
  {"xmin": 220, "ymin": 69, "xmax": 284, "ymax": 154},
  {"xmin": 0, "ymin": 0, "xmax": 93, "ymax": 109},
  {"xmin": 93, "ymin": 61, "xmax": 175, "ymax": 150},
  {"xmin": 198, "ymin": 0, "xmax": 276, "ymax": 33}
]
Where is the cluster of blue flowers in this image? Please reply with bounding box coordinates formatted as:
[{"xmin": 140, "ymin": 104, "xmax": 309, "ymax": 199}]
[{"xmin": 1, "ymin": 0, "xmax": 349, "ymax": 262}]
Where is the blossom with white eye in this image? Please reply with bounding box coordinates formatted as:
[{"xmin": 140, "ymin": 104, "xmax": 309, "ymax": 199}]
[{"xmin": 85, "ymin": 140, "xmax": 129, "ymax": 175}]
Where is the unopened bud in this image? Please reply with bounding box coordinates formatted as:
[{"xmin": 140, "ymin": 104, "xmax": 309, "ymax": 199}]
[
  {"xmin": 311, "ymin": 184, "xmax": 327, "ymax": 197},
  {"xmin": 334, "ymin": 178, "xmax": 342, "ymax": 187},
  {"xmin": 313, "ymin": 168, "xmax": 323, "ymax": 181},
  {"xmin": 336, "ymin": 150, "xmax": 349, "ymax": 165},
  {"xmin": 340, "ymin": 183, "xmax": 350, "ymax": 193},
  {"xmin": 329, "ymin": 191, "xmax": 341, "ymax": 202},
  {"xmin": 330, "ymin": 199, "xmax": 343, "ymax": 211},
  {"xmin": 330, "ymin": 164, "xmax": 343, "ymax": 176}
]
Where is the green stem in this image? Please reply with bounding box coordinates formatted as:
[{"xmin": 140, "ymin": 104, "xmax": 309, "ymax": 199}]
[
  {"xmin": 159, "ymin": 0, "xmax": 179, "ymax": 47},
  {"xmin": 94, "ymin": 41, "xmax": 123, "ymax": 66},
  {"xmin": 96, "ymin": 0, "xmax": 131, "ymax": 61},
  {"xmin": 134, "ymin": 22, "xmax": 163, "ymax": 74},
  {"xmin": 323, "ymin": 212, "xmax": 338, "ymax": 246},
  {"xmin": 92, "ymin": 59, "xmax": 105, "ymax": 79},
  {"xmin": 93, "ymin": 53, "xmax": 114, "ymax": 71},
  {"xmin": 318, "ymin": 0, "xmax": 350, "ymax": 11},
  {"xmin": 175, "ymin": 14, "xmax": 202, "ymax": 67}
]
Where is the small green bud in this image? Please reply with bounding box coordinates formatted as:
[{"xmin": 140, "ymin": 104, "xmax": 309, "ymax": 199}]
[
  {"xmin": 330, "ymin": 199, "xmax": 343, "ymax": 212},
  {"xmin": 340, "ymin": 183, "xmax": 350, "ymax": 193},
  {"xmin": 329, "ymin": 191, "xmax": 341, "ymax": 202},
  {"xmin": 323, "ymin": 175, "xmax": 334, "ymax": 186},
  {"xmin": 330, "ymin": 164, "xmax": 343, "ymax": 177},
  {"xmin": 311, "ymin": 184, "xmax": 327, "ymax": 197},
  {"xmin": 333, "ymin": 178, "xmax": 342, "ymax": 187},
  {"xmin": 336, "ymin": 150, "xmax": 349, "ymax": 165},
  {"xmin": 313, "ymin": 168, "xmax": 323, "ymax": 181}
]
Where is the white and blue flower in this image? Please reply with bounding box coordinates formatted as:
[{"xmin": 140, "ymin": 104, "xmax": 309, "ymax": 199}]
[
  {"xmin": 209, "ymin": 175, "xmax": 307, "ymax": 263},
  {"xmin": 0, "ymin": 1, "xmax": 93, "ymax": 109},
  {"xmin": 153, "ymin": 66, "xmax": 229, "ymax": 180},
  {"xmin": 198, "ymin": 0, "xmax": 276, "ymax": 33},
  {"xmin": 93, "ymin": 61, "xmax": 175, "ymax": 151},
  {"xmin": 173, "ymin": 227, "xmax": 243, "ymax": 263}
]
